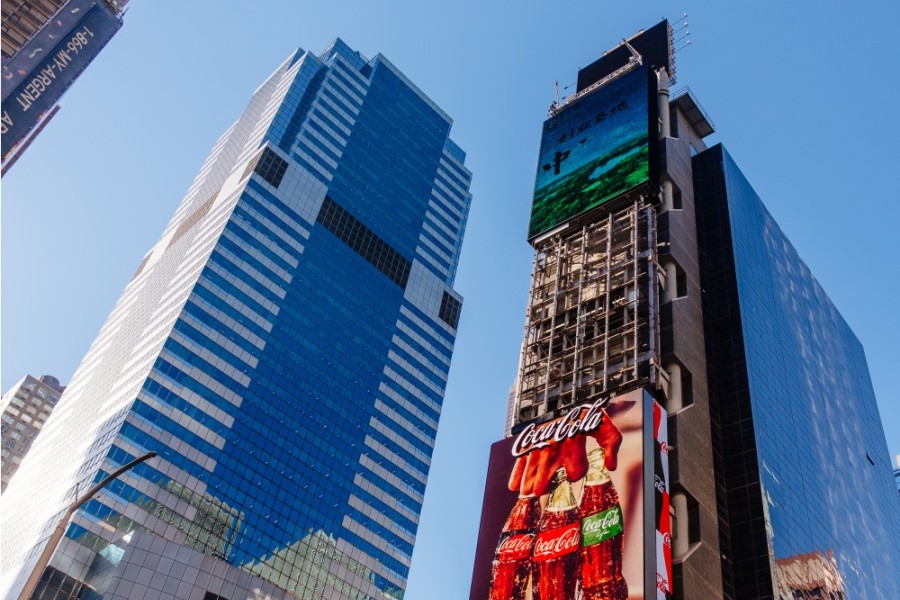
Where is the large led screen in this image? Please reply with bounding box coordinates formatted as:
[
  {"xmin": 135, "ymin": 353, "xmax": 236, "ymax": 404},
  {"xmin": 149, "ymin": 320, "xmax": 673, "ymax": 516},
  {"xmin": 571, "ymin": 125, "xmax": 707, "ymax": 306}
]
[
  {"xmin": 528, "ymin": 66, "xmax": 655, "ymax": 239},
  {"xmin": 469, "ymin": 388, "xmax": 671, "ymax": 599}
]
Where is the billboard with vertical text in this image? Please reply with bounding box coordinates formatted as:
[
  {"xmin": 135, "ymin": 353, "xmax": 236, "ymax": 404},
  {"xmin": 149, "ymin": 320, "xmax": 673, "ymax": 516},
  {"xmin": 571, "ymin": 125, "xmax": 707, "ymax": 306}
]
[{"xmin": 1, "ymin": 1, "xmax": 121, "ymax": 157}]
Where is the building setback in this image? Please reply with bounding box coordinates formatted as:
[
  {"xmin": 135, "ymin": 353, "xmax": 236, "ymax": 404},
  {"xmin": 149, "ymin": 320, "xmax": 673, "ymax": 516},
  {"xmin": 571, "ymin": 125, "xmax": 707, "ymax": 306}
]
[
  {"xmin": 1, "ymin": 38, "xmax": 472, "ymax": 600},
  {"xmin": 472, "ymin": 20, "xmax": 899, "ymax": 600},
  {"xmin": 1, "ymin": 375, "xmax": 65, "ymax": 492}
]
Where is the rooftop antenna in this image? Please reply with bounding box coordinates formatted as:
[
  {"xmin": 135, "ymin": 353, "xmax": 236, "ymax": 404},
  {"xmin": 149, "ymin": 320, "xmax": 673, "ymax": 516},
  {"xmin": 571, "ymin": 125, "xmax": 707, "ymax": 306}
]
[
  {"xmin": 549, "ymin": 81, "xmax": 575, "ymax": 116},
  {"xmin": 672, "ymin": 13, "xmax": 691, "ymax": 53}
]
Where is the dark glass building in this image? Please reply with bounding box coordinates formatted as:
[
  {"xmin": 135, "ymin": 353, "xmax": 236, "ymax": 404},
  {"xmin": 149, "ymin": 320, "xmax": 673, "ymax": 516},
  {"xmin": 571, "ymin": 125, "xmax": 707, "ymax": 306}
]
[
  {"xmin": 694, "ymin": 144, "xmax": 900, "ymax": 599},
  {"xmin": 1, "ymin": 39, "xmax": 472, "ymax": 600}
]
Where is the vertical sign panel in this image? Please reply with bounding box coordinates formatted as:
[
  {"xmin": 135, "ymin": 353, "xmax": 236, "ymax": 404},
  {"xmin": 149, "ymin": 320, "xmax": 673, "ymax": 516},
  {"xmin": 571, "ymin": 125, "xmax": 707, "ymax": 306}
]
[
  {"xmin": 653, "ymin": 402, "xmax": 671, "ymax": 599},
  {"xmin": 1, "ymin": 2, "xmax": 121, "ymax": 157}
]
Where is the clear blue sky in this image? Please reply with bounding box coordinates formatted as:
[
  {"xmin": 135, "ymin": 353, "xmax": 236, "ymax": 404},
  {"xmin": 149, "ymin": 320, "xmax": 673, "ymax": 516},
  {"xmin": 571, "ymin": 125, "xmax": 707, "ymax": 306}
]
[{"xmin": 2, "ymin": 1, "xmax": 898, "ymax": 598}]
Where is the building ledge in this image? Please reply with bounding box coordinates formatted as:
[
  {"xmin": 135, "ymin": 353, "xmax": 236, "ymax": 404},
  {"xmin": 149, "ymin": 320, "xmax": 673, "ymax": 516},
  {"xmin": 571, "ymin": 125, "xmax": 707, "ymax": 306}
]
[{"xmin": 671, "ymin": 88, "xmax": 715, "ymax": 138}]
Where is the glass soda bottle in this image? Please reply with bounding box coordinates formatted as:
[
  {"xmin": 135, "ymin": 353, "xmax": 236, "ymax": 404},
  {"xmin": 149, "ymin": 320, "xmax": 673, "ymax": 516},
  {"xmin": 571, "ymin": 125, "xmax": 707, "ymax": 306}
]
[
  {"xmin": 533, "ymin": 468, "xmax": 580, "ymax": 600},
  {"xmin": 489, "ymin": 494, "xmax": 540, "ymax": 599},
  {"xmin": 579, "ymin": 447, "xmax": 627, "ymax": 599}
]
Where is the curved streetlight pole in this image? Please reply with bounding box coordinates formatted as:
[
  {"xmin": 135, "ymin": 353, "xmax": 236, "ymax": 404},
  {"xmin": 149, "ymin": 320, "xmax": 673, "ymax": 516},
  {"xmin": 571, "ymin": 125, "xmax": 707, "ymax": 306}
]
[{"xmin": 18, "ymin": 451, "xmax": 157, "ymax": 600}]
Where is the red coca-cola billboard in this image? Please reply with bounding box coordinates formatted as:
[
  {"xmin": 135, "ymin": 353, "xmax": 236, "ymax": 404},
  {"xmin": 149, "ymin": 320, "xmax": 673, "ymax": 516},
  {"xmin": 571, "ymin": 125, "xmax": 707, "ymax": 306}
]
[{"xmin": 470, "ymin": 387, "xmax": 670, "ymax": 600}]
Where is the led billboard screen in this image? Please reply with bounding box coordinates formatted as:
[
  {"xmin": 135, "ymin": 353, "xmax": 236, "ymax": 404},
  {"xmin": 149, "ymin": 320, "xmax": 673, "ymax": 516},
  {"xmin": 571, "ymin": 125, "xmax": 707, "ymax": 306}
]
[
  {"xmin": 528, "ymin": 66, "xmax": 656, "ymax": 240},
  {"xmin": 469, "ymin": 388, "xmax": 670, "ymax": 599}
]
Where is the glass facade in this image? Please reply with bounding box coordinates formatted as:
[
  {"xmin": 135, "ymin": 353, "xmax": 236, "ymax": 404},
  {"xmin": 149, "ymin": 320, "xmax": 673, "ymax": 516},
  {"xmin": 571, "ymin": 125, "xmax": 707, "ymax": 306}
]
[
  {"xmin": 0, "ymin": 39, "xmax": 471, "ymax": 600},
  {"xmin": 695, "ymin": 144, "xmax": 900, "ymax": 599}
]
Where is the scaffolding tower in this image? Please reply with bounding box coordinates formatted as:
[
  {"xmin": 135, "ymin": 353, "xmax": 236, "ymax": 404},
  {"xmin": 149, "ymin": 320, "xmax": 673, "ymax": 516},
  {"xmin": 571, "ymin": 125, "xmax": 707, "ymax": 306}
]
[{"xmin": 515, "ymin": 193, "xmax": 662, "ymax": 424}]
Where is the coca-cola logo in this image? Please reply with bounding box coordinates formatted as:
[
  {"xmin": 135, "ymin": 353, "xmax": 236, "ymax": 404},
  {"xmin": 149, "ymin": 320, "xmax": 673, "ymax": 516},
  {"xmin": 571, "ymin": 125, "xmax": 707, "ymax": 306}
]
[
  {"xmin": 660, "ymin": 441, "xmax": 670, "ymax": 455},
  {"xmin": 581, "ymin": 506, "xmax": 623, "ymax": 545},
  {"xmin": 582, "ymin": 508, "xmax": 621, "ymax": 535},
  {"xmin": 663, "ymin": 532, "xmax": 672, "ymax": 548},
  {"xmin": 497, "ymin": 533, "xmax": 534, "ymax": 561},
  {"xmin": 511, "ymin": 398, "xmax": 610, "ymax": 457},
  {"xmin": 654, "ymin": 474, "xmax": 666, "ymax": 494},
  {"xmin": 656, "ymin": 572, "xmax": 669, "ymax": 592},
  {"xmin": 533, "ymin": 523, "xmax": 580, "ymax": 562}
]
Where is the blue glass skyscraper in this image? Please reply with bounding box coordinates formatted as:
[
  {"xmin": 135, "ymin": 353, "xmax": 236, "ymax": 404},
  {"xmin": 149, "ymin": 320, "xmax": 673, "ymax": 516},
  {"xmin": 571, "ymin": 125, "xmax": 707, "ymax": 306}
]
[{"xmin": 1, "ymin": 39, "xmax": 471, "ymax": 600}]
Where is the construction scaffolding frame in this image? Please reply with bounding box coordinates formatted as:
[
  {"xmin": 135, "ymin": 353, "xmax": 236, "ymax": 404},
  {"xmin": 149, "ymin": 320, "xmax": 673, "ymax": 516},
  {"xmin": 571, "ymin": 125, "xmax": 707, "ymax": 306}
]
[{"xmin": 515, "ymin": 193, "xmax": 662, "ymax": 424}]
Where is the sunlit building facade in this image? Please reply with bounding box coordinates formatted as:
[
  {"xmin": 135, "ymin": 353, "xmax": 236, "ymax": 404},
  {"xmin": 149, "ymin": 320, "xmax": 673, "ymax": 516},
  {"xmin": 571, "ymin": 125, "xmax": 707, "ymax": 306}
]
[{"xmin": 1, "ymin": 38, "xmax": 471, "ymax": 600}]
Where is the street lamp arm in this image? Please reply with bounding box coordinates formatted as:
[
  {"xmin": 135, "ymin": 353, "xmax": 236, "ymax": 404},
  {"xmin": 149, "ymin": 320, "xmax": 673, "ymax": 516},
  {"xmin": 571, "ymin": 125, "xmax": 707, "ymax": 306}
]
[{"xmin": 70, "ymin": 451, "xmax": 157, "ymax": 513}]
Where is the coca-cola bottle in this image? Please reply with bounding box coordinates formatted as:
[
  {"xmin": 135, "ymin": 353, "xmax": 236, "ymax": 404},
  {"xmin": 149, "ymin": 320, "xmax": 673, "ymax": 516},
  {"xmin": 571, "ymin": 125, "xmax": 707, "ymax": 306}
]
[
  {"xmin": 533, "ymin": 469, "xmax": 580, "ymax": 600},
  {"xmin": 489, "ymin": 494, "xmax": 540, "ymax": 600},
  {"xmin": 579, "ymin": 447, "xmax": 626, "ymax": 599}
]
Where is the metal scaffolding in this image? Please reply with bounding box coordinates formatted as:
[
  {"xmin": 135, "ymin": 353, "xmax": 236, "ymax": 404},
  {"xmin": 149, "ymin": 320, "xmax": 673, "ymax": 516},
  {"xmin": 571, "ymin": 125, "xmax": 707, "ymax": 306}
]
[{"xmin": 515, "ymin": 194, "xmax": 661, "ymax": 424}]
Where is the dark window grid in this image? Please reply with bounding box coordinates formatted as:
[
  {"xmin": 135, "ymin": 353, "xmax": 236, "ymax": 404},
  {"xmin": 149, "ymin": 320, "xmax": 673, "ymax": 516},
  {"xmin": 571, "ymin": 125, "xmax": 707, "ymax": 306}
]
[
  {"xmin": 439, "ymin": 292, "xmax": 462, "ymax": 329},
  {"xmin": 254, "ymin": 148, "xmax": 289, "ymax": 189},
  {"xmin": 317, "ymin": 197, "xmax": 411, "ymax": 288}
]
